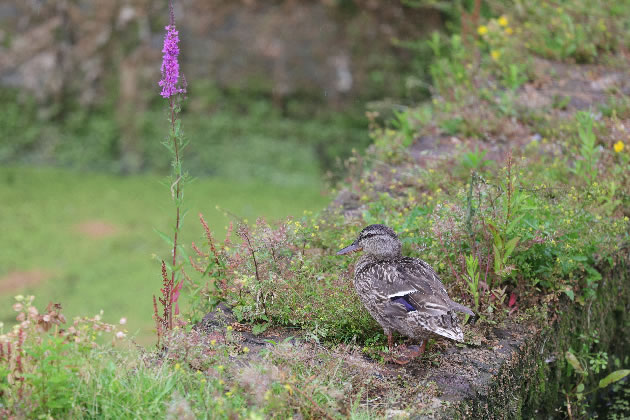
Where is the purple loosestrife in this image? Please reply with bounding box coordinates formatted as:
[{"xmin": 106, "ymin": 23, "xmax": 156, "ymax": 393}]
[
  {"xmin": 159, "ymin": 25, "xmax": 185, "ymax": 99},
  {"xmin": 153, "ymin": 1, "xmax": 188, "ymax": 346}
]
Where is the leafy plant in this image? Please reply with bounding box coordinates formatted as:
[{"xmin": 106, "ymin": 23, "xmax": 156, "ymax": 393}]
[
  {"xmin": 0, "ymin": 296, "xmax": 124, "ymax": 417},
  {"xmin": 464, "ymin": 254, "xmax": 481, "ymax": 312},
  {"xmin": 571, "ymin": 111, "xmax": 599, "ymax": 184},
  {"xmin": 564, "ymin": 338, "xmax": 630, "ymax": 418},
  {"xmin": 461, "ymin": 146, "xmax": 493, "ymax": 173},
  {"xmin": 391, "ymin": 110, "xmax": 416, "ymax": 147},
  {"xmin": 488, "ymin": 223, "xmax": 520, "ymax": 284}
]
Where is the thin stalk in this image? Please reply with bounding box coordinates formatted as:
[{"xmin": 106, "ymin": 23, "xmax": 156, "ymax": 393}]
[{"xmin": 169, "ymin": 96, "xmax": 181, "ymax": 331}]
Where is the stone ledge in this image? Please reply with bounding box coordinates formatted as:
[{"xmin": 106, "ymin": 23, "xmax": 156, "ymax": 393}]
[{"xmin": 429, "ymin": 263, "xmax": 629, "ymax": 419}]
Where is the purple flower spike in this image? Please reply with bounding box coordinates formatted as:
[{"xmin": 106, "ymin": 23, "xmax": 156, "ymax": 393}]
[{"xmin": 159, "ymin": 25, "xmax": 185, "ymax": 99}]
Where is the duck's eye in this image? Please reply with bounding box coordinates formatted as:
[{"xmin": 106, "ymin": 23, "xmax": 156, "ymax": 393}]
[{"xmin": 360, "ymin": 233, "xmax": 378, "ymax": 240}]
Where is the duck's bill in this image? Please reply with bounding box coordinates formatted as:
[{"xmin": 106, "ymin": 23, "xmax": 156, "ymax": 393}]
[{"xmin": 336, "ymin": 243, "xmax": 362, "ymax": 255}]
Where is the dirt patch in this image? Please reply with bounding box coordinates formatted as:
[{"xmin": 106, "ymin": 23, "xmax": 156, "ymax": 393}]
[
  {"xmin": 75, "ymin": 220, "xmax": 119, "ymax": 238},
  {"xmin": 0, "ymin": 269, "xmax": 49, "ymax": 294}
]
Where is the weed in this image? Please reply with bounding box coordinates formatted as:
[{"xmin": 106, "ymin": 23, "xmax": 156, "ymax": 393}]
[
  {"xmin": 516, "ymin": 1, "xmax": 629, "ymax": 63},
  {"xmin": 464, "ymin": 254, "xmax": 480, "ymax": 312},
  {"xmin": 461, "ymin": 146, "xmax": 493, "ymax": 174},
  {"xmin": 0, "ymin": 296, "xmax": 124, "ymax": 417},
  {"xmin": 152, "ymin": 2, "xmax": 189, "ymax": 347},
  {"xmin": 564, "ymin": 332, "xmax": 630, "ymax": 418},
  {"xmin": 571, "ymin": 111, "xmax": 599, "ymax": 184}
]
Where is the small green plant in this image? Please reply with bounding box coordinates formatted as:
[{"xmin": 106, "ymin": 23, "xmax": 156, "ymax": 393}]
[
  {"xmin": 487, "ymin": 223, "xmax": 520, "ymax": 284},
  {"xmin": 461, "ymin": 146, "xmax": 493, "ymax": 174},
  {"xmin": 464, "ymin": 254, "xmax": 481, "ymax": 312},
  {"xmin": 564, "ymin": 335, "xmax": 630, "ymax": 418},
  {"xmin": 428, "ymin": 32, "xmax": 471, "ymax": 100},
  {"xmin": 0, "ymin": 296, "xmax": 124, "ymax": 417},
  {"xmin": 517, "ymin": 1, "xmax": 627, "ymax": 63},
  {"xmin": 503, "ymin": 63, "xmax": 529, "ymax": 90},
  {"xmin": 571, "ymin": 111, "xmax": 599, "ymax": 184},
  {"xmin": 391, "ymin": 110, "xmax": 416, "ymax": 147}
]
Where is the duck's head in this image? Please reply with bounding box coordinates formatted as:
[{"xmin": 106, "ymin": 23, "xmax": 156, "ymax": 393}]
[{"xmin": 336, "ymin": 224, "xmax": 402, "ymax": 260}]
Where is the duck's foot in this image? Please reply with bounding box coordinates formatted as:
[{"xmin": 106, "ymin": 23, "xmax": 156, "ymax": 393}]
[{"xmin": 387, "ymin": 340, "xmax": 426, "ymax": 365}]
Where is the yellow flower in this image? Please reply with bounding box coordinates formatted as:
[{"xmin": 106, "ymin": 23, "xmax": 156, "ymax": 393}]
[
  {"xmin": 491, "ymin": 50, "xmax": 501, "ymax": 61},
  {"xmin": 613, "ymin": 140, "xmax": 624, "ymax": 153},
  {"xmin": 477, "ymin": 25, "xmax": 488, "ymax": 35},
  {"xmin": 505, "ymin": 27, "xmax": 513, "ymax": 35},
  {"xmin": 498, "ymin": 16, "xmax": 509, "ymax": 27}
]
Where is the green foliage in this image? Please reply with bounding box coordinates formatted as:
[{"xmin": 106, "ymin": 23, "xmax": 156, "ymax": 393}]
[
  {"xmin": 0, "ymin": 90, "xmax": 42, "ymax": 162},
  {"xmin": 516, "ymin": 0, "xmax": 630, "ymax": 63},
  {"xmin": 185, "ymin": 135, "xmax": 628, "ymax": 339},
  {"xmin": 563, "ymin": 332, "xmax": 630, "ymax": 417},
  {"xmin": 1, "ymin": 294, "xmax": 422, "ymax": 418},
  {"xmin": 391, "ymin": 110, "xmax": 416, "ymax": 147},
  {"xmin": 0, "ymin": 84, "xmax": 369, "ymax": 183},
  {"xmin": 464, "ymin": 254, "xmax": 480, "ymax": 312},
  {"xmin": 188, "ymin": 214, "xmax": 380, "ymax": 343},
  {"xmin": 427, "ymin": 32, "xmax": 471, "ymax": 100},
  {"xmin": 0, "ymin": 296, "xmax": 124, "ymax": 417},
  {"xmin": 571, "ymin": 111, "xmax": 599, "ymax": 184}
]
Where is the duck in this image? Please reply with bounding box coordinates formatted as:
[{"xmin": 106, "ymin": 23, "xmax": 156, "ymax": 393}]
[{"xmin": 337, "ymin": 224, "xmax": 474, "ymax": 364}]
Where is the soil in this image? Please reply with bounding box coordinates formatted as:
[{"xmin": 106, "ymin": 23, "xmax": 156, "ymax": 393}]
[
  {"xmin": 74, "ymin": 220, "xmax": 119, "ymax": 238},
  {"xmin": 0, "ymin": 269, "xmax": 49, "ymax": 293}
]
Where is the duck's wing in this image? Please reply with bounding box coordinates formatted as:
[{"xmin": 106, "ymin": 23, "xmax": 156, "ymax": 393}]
[{"xmin": 385, "ymin": 258, "xmax": 474, "ymax": 316}]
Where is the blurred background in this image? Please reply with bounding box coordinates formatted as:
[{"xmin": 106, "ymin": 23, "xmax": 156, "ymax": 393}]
[{"xmin": 0, "ymin": 0, "xmax": 444, "ymax": 342}]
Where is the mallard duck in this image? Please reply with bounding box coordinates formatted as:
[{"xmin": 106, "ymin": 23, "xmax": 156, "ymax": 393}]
[{"xmin": 337, "ymin": 224, "xmax": 474, "ymax": 364}]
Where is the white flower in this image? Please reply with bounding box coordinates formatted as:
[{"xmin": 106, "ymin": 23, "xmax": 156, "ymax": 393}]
[
  {"xmin": 119, "ymin": 317, "xmax": 127, "ymax": 325},
  {"xmin": 116, "ymin": 331, "xmax": 126, "ymax": 339}
]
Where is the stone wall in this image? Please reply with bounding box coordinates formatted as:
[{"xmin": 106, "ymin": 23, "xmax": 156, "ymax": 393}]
[{"xmin": 0, "ymin": 0, "xmax": 441, "ymax": 113}]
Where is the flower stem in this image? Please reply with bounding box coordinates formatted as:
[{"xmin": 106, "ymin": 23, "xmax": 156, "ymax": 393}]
[{"xmin": 169, "ymin": 96, "xmax": 181, "ymax": 331}]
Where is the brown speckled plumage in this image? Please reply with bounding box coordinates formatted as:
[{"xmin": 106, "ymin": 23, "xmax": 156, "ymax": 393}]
[{"xmin": 337, "ymin": 224, "xmax": 474, "ymax": 348}]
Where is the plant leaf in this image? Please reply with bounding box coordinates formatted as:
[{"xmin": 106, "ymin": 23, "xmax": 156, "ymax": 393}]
[
  {"xmin": 599, "ymin": 370, "xmax": 630, "ymax": 388},
  {"xmin": 565, "ymin": 351, "xmax": 584, "ymax": 374},
  {"xmin": 504, "ymin": 237, "xmax": 520, "ymax": 260},
  {"xmin": 563, "ymin": 289, "xmax": 575, "ymax": 302},
  {"xmin": 493, "ymin": 244, "xmax": 501, "ymax": 272},
  {"xmin": 153, "ymin": 228, "xmax": 174, "ymax": 247},
  {"xmin": 252, "ymin": 322, "xmax": 271, "ymax": 336}
]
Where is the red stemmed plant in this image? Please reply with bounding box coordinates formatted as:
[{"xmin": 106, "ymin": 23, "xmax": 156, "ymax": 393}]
[{"xmin": 153, "ymin": 0, "xmax": 187, "ymax": 348}]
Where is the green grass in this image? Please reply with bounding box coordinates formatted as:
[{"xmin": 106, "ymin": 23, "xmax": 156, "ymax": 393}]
[{"xmin": 0, "ymin": 166, "xmax": 329, "ymax": 344}]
